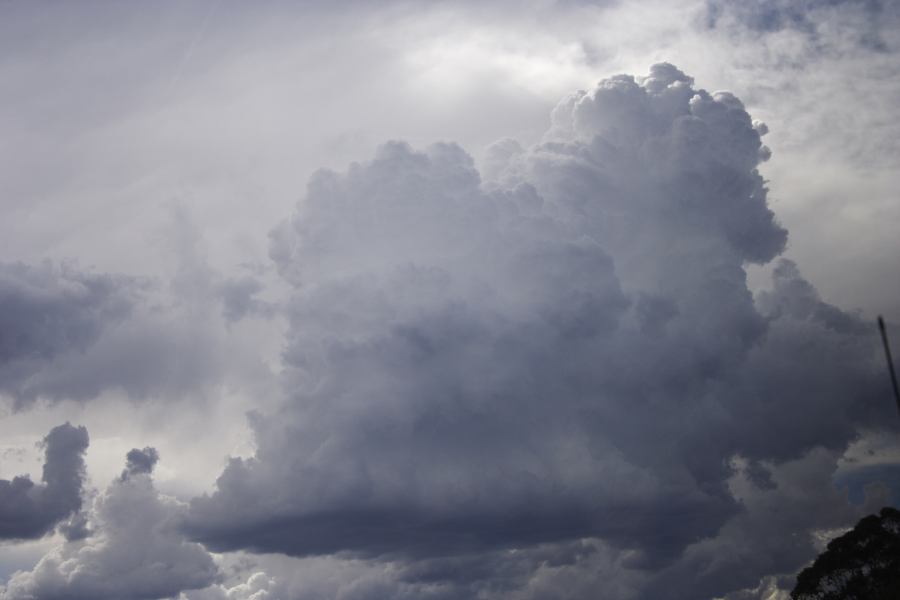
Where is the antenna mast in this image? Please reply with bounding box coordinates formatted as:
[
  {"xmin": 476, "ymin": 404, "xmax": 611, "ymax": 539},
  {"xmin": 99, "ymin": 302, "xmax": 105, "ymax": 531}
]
[{"xmin": 877, "ymin": 315, "xmax": 900, "ymax": 416}]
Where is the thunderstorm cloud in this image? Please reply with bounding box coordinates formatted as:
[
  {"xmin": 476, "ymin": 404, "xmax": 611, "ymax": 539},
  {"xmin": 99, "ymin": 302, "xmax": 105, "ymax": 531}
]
[{"xmin": 180, "ymin": 64, "xmax": 894, "ymax": 599}]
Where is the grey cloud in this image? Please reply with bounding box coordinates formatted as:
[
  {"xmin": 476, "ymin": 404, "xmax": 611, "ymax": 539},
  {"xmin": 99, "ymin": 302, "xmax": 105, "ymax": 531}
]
[
  {"xmin": 184, "ymin": 448, "xmax": 895, "ymax": 600},
  {"xmin": 0, "ymin": 242, "xmax": 254, "ymax": 408},
  {"xmin": 0, "ymin": 260, "xmax": 212, "ymax": 407},
  {"xmin": 538, "ymin": 62, "xmax": 786, "ymax": 265},
  {"xmin": 183, "ymin": 63, "xmax": 895, "ymax": 600},
  {"xmin": 217, "ymin": 276, "xmax": 276, "ymax": 324},
  {"xmin": 639, "ymin": 448, "xmax": 887, "ymax": 600},
  {"xmin": 1, "ymin": 448, "xmax": 219, "ymax": 600},
  {"xmin": 15, "ymin": 311, "xmax": 226, "ymax": 406},
  {"xmin": 756, "ymin": 258, "xmax": 866, "ymax": 334},
  {"xmin": 121, "ymin": 447, "xmax": 160, "ymax": 481},
  {"xmin": 0, "ymin": 262, "xmax": 136, "ymax": 407},
  {"xmin": 0, "ymin": 423, "xmax": 89, "ymax": 541},
  {"xmin": 705, "ymin": 0, "xmax": 895, "ymax": 51},
  {"xmin": 58, "ymin": 510, "xmax": 91, "ymax": 543}
]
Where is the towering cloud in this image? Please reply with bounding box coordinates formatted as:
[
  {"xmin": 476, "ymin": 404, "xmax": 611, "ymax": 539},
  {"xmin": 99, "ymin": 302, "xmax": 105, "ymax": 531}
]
[
  {"xmin": 0, "ymin": 423, "xmax": 89, "ymax": 541},
  {"xmin": 183, "ymin": 63, "xmax": 895, "ymax": 599},
  {"xmin": 1, "ymin": 448, "xmax": 219, "ymax": 600}
]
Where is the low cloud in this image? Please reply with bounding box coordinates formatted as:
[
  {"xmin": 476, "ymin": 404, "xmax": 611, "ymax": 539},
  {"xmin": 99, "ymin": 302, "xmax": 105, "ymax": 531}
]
[
  {"xmin": 0, "ymin": 423, "xmax": 89, "ymax": 541},
  {"xmin": 1, "ymin": 447, "xmax": 219, "ymax": 600},
  {"xmin": 217, "ymin": 276, "xmax": 277, "ymax": 324}
]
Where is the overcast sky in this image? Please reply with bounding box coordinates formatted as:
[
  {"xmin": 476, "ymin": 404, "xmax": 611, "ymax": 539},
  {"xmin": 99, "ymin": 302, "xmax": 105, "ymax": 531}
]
[{"xmin": 1, "ymin": 1, "xmax": 899, "ymax": 599}]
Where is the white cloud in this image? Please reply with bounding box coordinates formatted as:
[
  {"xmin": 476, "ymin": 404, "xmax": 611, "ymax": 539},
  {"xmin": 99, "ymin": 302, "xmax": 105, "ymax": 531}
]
[{"xmin": 1, "ymin": 448, "xmax": 218, "ymax": 600}]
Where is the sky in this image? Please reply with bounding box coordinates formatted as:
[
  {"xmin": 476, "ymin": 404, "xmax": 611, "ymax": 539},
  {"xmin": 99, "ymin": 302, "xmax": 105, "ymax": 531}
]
[{"xmin": 1, "ymin": 1, "xmax": 899, "ymax": 599}]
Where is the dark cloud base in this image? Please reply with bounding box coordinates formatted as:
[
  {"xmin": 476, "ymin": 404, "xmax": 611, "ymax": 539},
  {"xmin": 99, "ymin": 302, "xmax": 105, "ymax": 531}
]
[{"xmin": 189, "ymin": 497, "xmax": 734, "ymax": 564}]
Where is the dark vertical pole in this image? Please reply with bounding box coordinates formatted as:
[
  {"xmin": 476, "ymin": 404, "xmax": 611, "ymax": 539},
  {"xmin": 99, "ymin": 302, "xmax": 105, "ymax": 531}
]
[{"xmin": 877, "ymin": 316, "xmax": 900, "ymax": 416}]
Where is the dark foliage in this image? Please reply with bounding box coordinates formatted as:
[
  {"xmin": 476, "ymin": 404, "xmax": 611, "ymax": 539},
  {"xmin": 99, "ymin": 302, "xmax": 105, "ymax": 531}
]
[{"xmin": 791, "ymin": 507, "xmax": 900, "ymax": 600}]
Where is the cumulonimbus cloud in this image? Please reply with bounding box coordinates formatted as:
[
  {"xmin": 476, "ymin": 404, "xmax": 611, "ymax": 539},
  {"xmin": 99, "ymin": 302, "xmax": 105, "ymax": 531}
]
[{"xmin": 182, "ymin": 62, "xmax": 894, "ymax": 600}]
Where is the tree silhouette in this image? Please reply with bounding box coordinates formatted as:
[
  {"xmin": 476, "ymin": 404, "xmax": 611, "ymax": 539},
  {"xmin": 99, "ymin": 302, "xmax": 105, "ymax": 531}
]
[{"xmin": 791, "ymin": 507, "xmax": 900, "ymax": 600}]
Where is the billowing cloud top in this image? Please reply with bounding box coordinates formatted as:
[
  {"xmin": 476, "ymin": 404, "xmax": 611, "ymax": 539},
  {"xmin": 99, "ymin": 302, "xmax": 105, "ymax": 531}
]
[{"xmin": 184, "ymin": 64, "xmax": 890, "ymax": 600}]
